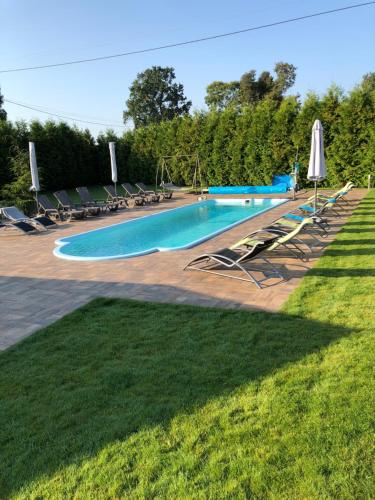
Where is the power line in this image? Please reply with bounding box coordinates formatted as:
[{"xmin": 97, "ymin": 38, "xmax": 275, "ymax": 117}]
[
  {"xmin": 4, "ymin": 99, "xmax": 126, "ymax": 128},
  {"xmin": 5, "ymin": 96, "xmax": 126, "ymax": 124},
  {"xmin": 1, "ymin": 2, "xmax": 374, "ymax": 74}
]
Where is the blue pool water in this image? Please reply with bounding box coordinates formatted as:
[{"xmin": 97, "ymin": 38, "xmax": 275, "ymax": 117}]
[{"xmin": 54, "ymin": 198, "xmax": 288, "ymax": 261}]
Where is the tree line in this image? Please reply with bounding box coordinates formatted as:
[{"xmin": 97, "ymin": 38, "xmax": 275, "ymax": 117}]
[
  {"xmin": 0, "ymin": 71, "xmax": 375, "ymax": 210},
  {"xmin": 122, "ymin": 63, "xmax": 296, "ymax": 127}
]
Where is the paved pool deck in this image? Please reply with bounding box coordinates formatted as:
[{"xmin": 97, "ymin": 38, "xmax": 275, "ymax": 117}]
[{"xmin": 0, "ymin": 189, "xmax": 366, "ymax": 350}]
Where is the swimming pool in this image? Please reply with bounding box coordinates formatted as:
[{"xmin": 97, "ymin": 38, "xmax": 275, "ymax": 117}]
[{"xmin": 54, "ymin": 198, "xmax": 288, "ymax": 261}]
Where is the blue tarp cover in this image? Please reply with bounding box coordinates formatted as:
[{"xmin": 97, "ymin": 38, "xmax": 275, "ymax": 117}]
[
  {"xmin": 272, "ymin": 174, "xmax": 294, "ymax": 188},
  {"xmin": 208, "ymin": 183, "xmax": 288, "ymax": 195},
  {"xmin": 208, "ymin": 173, "xmax": 293, "ymax": 195}
]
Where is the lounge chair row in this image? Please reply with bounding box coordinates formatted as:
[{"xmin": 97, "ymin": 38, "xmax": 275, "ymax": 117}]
[
  {"xmin": 0, "ymin": 182, "xmax": 174, "ymax": 234},
  {"xmin": 37, "ymin": 183, "xmax": 173, "ymax": 221},
  {"xmin": 184, "ymin": 183, "xmax": 354, "ymax": 288}
]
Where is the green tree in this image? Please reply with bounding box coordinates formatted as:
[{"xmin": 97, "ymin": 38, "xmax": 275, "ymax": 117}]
[
  {"xmin": 226, "ymin": 107, "xmax": 253, "ymax": 184},
  {"xmin": 0, "ymin": 148, "xmax": 34, "ymax": 214},
  {"xmin": 240, "ymin": 70, "xmax": 274, "ymax": 105},
  {"xmin": 328, "ymin": 83, "xmax": 375, "ymax": 186},
  {"xmin": 169, "ymin": 114, "xmax": 202, "ymax": 185},
  {"xmin": 361, "ymin": 72, "xmax": 375, "ymax": 91},
  {"xmin": 210, "ymin": 107, "xmax": 237, "ymax": 185},
  {"xmin": 123, "ymin": 66, "xmax": 192, "ymax": 128},
  {"xmin": 240, "ymin": 63, "xmax": 296, "ymax": 105},
  {"xmin": 125, "ymin": 125, "xmax": 160, "ymax": 182},
  {"xmin": 27, "ymin": 120, "xmax": 97, "ymax": 191},
  {"xmin": 0, "ymin": 120, "xmax": 28, "ymax": 190},
  {"xmin": 363, "ymin": 123, "xmax": 375, "ymax": 183},
  {"xmin": 320, "ymin": 85, "xmax": 344, "ymax": 144},
  {"xmin": 0, "ymin": 87, "xmax": 7, "ymax": 121},
  {"xmin": 244, "ymin": 98, "xmax": 278, "ymax": 184},
  {"xmin": 268, "ymin": 96, "xmax": 300, "ymax": 171},
  {"xmin": 205, "ymin": 62, "xmax": 296, "ymax": 110},
  {"xmin": 205, "ymin": 81, "xmax": 240, "ymax": 111},
  {"xmin": 197, "ymin": 111, "xmax": 220, "ymax": 185},
  {"xmin": 269, "ymin": 62, "xmax": 297, "ymax": 100}
]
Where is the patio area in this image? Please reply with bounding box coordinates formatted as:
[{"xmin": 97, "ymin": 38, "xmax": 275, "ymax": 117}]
[{"xmin": 0, "ymin": 189, "xmax": 366, "ymax": 350}]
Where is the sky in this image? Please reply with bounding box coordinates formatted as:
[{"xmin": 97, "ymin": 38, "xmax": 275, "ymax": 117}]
[{"xmin": 1, "ymin": 0, "xmax": 375, "ymax": 137}]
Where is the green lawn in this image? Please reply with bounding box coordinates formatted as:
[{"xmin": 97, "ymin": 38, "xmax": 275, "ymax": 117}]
[{"xmin": 1, "ymin": 192, "xmax": 374, "ymax": 498}]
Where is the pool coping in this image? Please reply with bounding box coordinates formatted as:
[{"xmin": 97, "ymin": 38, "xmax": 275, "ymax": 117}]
[{"xmin": 53, "ymin": 198, "xmax": 290, "ymax": 261}]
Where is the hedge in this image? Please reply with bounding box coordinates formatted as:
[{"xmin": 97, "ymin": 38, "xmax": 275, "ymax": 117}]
[{"xmin": 1, "ymin": 81, "xmax": 374, "ymax": 205}]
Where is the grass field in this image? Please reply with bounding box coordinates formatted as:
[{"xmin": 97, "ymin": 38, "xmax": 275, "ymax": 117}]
[{"xmin": 1, "ymin": 192, "xmax": 374, "ymax": 498}]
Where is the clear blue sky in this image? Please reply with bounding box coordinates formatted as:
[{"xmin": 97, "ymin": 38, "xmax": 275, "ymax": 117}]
[{"xmin": 1, "ymin": 0, "xmax": 374, "ymax": 136}]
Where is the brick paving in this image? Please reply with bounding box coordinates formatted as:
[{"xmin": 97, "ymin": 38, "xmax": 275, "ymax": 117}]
[{"xmin": 0, "ymin": 189, "xmax": 366, "ymax": 350}]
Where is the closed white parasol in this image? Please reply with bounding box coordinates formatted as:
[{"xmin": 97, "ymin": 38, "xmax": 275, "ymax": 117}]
[
  {"xmin": 29, "ymin": 142, "xmax": 40, "ymax": 211},
  {"xmin": 307, "ymin": 119, "xmax": 326, "ymax": 211},
  {"xmin": 109, "ymin": 142, "xmax": 118, "ymax": 194}
]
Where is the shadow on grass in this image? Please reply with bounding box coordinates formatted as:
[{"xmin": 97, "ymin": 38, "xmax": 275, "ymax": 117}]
[
  {"xmin": 348, "ymin": 211, "xmax": 375, "ymax": 216},
  {"xmin": 324, "ymin": 248, "xmax": 375, "ymax": 257},
  {"xmin": 344, "ymin": 221, "xmax": 375, "ymax": 226},
  {"xmin": 336, "ymin": 228, "xmax": 375, "ymax": 234},
  {"xmin": 355, "ymin": 200, "xmax": 375, "ymax": 205},
  {"xmin": 0, "ymin": 292, "xmax": 355, "ymax": 497},
  {"xmin": 284, "ymin": 267, "xmax": 375, "ymax": 278},
  {"xmin": 328, "ymin": 239, "xmax": 375, "ymax": 246}
]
